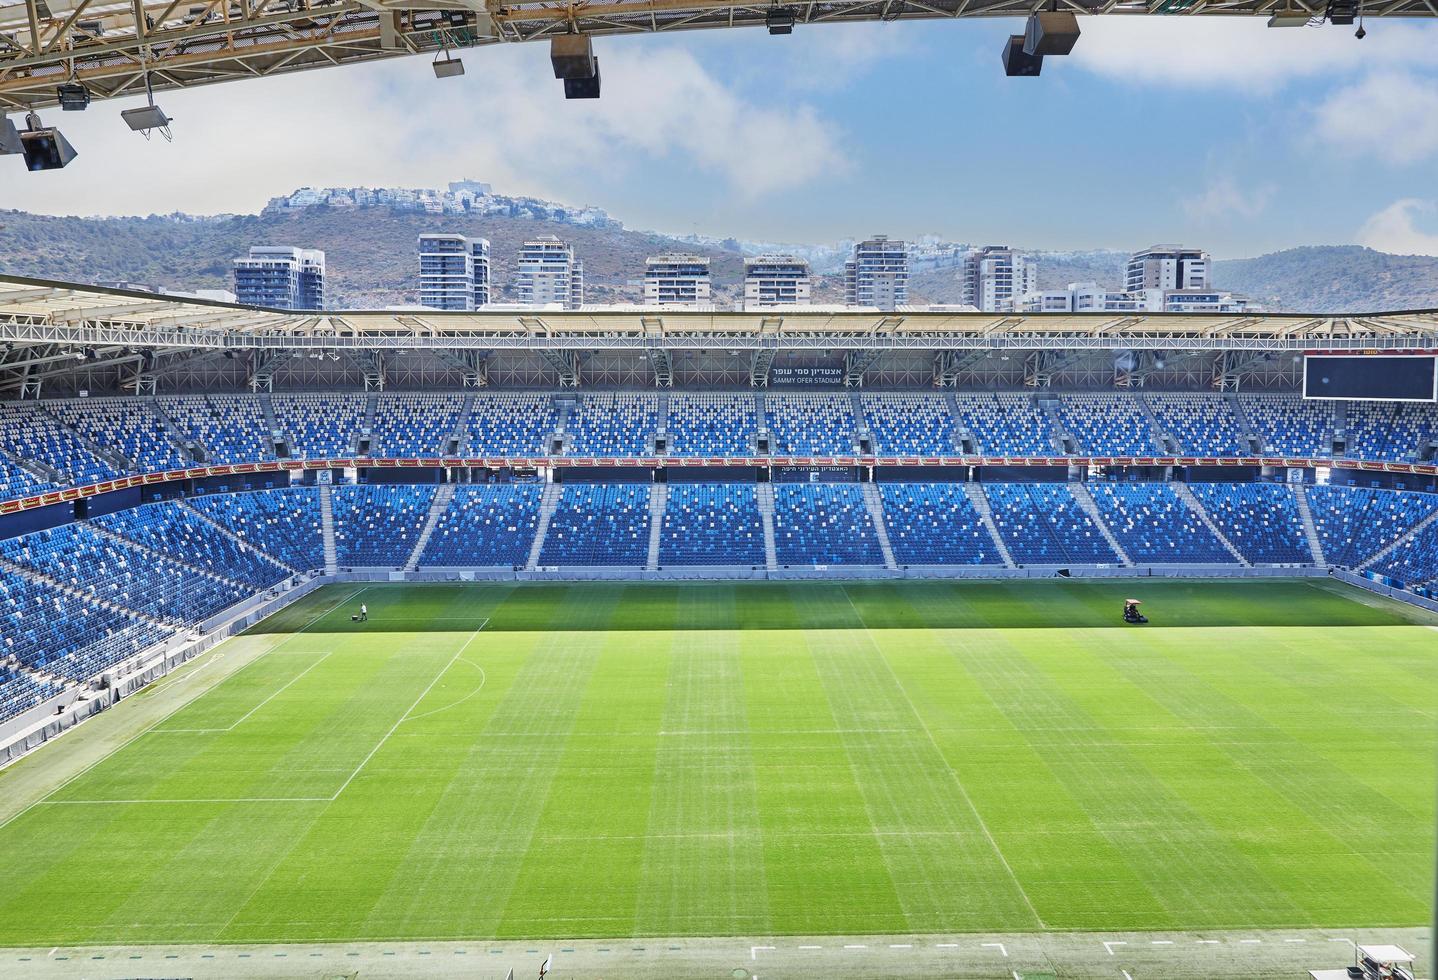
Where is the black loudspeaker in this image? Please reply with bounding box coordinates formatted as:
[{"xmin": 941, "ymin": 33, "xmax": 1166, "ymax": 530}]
[
  {"xmin": 20, "ymin": 126, "xmax": 78, "ymax": 171},
  {"xmin": 1002, "ymin": 35, "xmax": 1043, "ymax": 77},
  {"xmin": 1024, "ymin": 11, "xmax": 1080, "ymax": 56},
  {"xmin": 550, "ymin": 34, "xmax": 595, "ymax": 80},
  {"xmin": 564, "ymin": 60, "xmax": 601, "ymax": 100}
]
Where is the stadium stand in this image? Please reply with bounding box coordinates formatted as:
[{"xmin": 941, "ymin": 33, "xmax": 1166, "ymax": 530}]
[
  {"xmin": 1368, "ymin": 501, "xmax": 1438, "ymax": 586},
  {"xmin": 272, "ymin": 394, "xmax": 365, "ymax": 459},
  {"xmin": 985, "ymin": 483, "xmax": 1121, "ymax": 565},
  {"xmin": 94, "ymin": 502, "xmax": 292, "ymax": 587},
  {"xmin": 1306, "ymin": 484, "xmax": 1438, "ymax": 568},
  {"xmin": 160, "ymin": 395, "xmax": 271, "ymax": 465},
  {"xmin": 567, "ymin": 393, "xmax": 659, "ymax": 456},
  {"xmin": 880, "ymin": 483, "xmax": 997, "ymax": 565},
  {"xmin": 420, "ymin": 484, "xmax": 542, "ymax": 567},
  {"xmin": 0, "ymin": 667, "xmax": 62, "ymax": 723},
  {"xmin": 658, "ymin": 483, "xmax": 765, "ymax": 566},
  {"xmin": 1241, "ymin": 395, "xmax": 1333, "ymax": 457},
  {"xmin": 772, "ymin": 483, "xmax": 883, "ymax": 566},
  {"xmin": 48, "ymin": 398, "xmax": 191, "ymax": 472},
  {"xmin": 1187, "ymin": 483, "xmax": 1311, "ymax": 564},
  {"xmin": 765, "ymin": 394, "xmax": 857, "ymax": 455},
  {"xmin": 1087, "ymin": 482, "xmax": 1231, "ymax": 563},
  {"xmin": 372, "ymin": 394, "xmax": 463, "ymax": 456},
  {"xmin": 331, "ymin": 485, "xmax": 437, "ymax": 567},
  {"xmin": 188, "ymin": 489, "xmax": 326, "ymax": 572},
  {"xmin": 0, "ymin": 401, "xmax": 127, "ymax": 488},
  {"xmin": 1343, "ymin": 401, "xmax": 1438, "ymax": 463},
  {"xmin": 1147, "ymin": 394, "xmax": 1248, "ymax": 456},
  {"xmin": 1057, "ymin": 394, "xmax": 1158, "ymax": 456},
  {"xmin": 952, "ymin": 394, "xmax": 1054, "ymax": 455},
  {"xmin": 539, "ymin": 483, "xmax": 652, "ymax": 565},
  {"xmin": 466, "ymin": 394, "xmax": 558, "ymax": 456},
  {"xmin": 666, "ymin": 393, "xmax": 758, "ymax": 456},
  {"xmin": 862, "ymin": 394, "xmax": 957, "ymax": 455}
]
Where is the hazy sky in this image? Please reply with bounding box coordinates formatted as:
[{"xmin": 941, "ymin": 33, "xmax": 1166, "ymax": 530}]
[{"xmin": 3, "ymin": 18, "xmax": 1438, "ymax": 258}]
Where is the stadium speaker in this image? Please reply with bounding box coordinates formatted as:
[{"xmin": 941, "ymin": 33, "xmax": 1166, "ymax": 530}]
[
  {"xmin": 1002, "ymin": 35, "xmax": 1043, "ymax": 77},
  {"xmin": 564, "ymin": 60, "xmax": 601, "ymax": 100},
  {"xmin": 1023, "ymin": 11, "xmax": 1080, "ymax": 56},
  {"xmin": 20, "ymin": 123, "xmax": 77, "ymax": 171},
  {"xmin": 550, "ymin": 34, "xmax": 596, "ymax": 80}
]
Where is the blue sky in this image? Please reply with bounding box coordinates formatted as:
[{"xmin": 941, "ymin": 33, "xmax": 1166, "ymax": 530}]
[{"xmin": 3, "ymin": 17, "xmax": 1438, "ymax": 258}]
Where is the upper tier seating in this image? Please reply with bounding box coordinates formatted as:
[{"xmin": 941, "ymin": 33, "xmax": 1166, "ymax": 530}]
[
  {"xmin": 372, "ymin": 394, "xmax": 463, "ymax": 456},
  {"xmin": 862, "ymin": 394, "xmax": 957, "ymax": 455},
  {"xmin": 1343, "ymin": 401, "xmax": 1438, "ymax": 463},
  {"xmin": 160, "ymin": 396, "xmax": 271, "ymax": 465},
  {"xmin": 1188, "ymin": 483, "xmax": 1311, "ymax": 564},
  {"xmin": 1087, "ymin": 482, "xmax": 1232, "ymax": 563},
  {"xmin": 666, "ymin": 393, "xmax": 757, "ymax": 456},
  {"xmin": 272, "ymin": 394, "xmax": 365, "ymax": 459},
  {"xmin": 1241, "ymin": 395, "xmax": 1333, "ymax": 458},
  {"xmin": 539, "ymin": 484, "xmax": 651, "ymax": 565},
  {"xmin": 985, "ymin": 483, "xmax": 1120, "ymax": 565},
  {"xmin": 766, "ymin": 395, "xmax": 857, "ymax": 455},
  {"xmin": 880, "ymin": 483, "xmax": 998, "ymax": 565},
  {"xmin": 1057, "ymin": 394, "xmax": 1158, "ymax": 456},
  {"xmin": 659, "ymin": 483, "xmax": 765, "ymax": 566},
  {"xmin": 331, "ymin": 485, "xmax": 437, "ymax": 568},
  {"xmin": 1306, "ymin": 484, "xmax": 1438, "ymax": 568},
  {"xmin": 466, "ymin": 394, "xmax": 557, "ymax": 456},
  {"xmin": 567, "ymin": 393, "xmax": 659, "ymax": 456},
  {"xmin": 772, "ymin": 483, "xmax": 883, "ymax": 566},
  {"xmin": 0, "ymin": 402, "xmax": 127, "ymax": 489},
  {"xmin": 94, "ymin": 502, "xmax": 292, "ymax": 588},
  {"xmin": 420, "ymin": 484, "xmax": 542, "ymax": 567},
  {"xmin": 1147, "ymin": 394, "xmax": 1247, "ymax": 456},
  {"xmin": 48, "ymin": 398, "xmax": 190, "ymax": 473},
  {"xmin": 952, "ymin": 394, "xmax": 1054, "ymax": 456},
  {"xmin": 189, "ymin": 488, "xmax": 326, "ymax": 572}
]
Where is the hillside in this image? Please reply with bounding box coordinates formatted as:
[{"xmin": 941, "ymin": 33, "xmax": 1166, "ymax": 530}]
[{"xmin": 1212, "ymin": 246, "xmax": 1438, "ymax": 313}]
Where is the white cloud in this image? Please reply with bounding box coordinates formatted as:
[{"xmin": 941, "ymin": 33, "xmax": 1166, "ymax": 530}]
[
  {"xmin": 1357, "ymin": 199, "xmax": 1438, "ymax": 256},
  {"xmin": 0, "ymin": 41, "xmax": 844, "ymax": 216},
  {"xmin": 1182, "ymin": 176, "xmax": 1273, "ymax": 222},
  {"xmin": 1312, "ymin": 72, "xmax": 1438, "ymax": 165},
  {"xmin": 1073, "ymin": 19, "xmax": 1438, "ymax": 90}
]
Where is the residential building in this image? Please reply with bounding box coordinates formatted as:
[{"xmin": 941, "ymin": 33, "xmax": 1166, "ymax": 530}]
[
  {"xmin": 961, "ymin": 246, "xmax": 1037, "ymax": 313},
  {"xmin": 843, "ymin": 236, "xmax": 908, "ymax": 310},
  {"xmin": 1125, "ymin": 245, "xmax": 1210, "ymax": 293},
  {"xmin": 644, "ymin": 253, "xmax": 712, "ymax": 307},
  {"xmin": 1021, "ymin": 280, "xmax": 1243, "ymax": 314},
  {"xmin": 232, "ymin": 246, "xmax": 325, "ymax": 310},
  {"xmin": 418, "ymin": 234, "xmax": 491, "ymax": 311},
  {"xmin": 515, "ymin": 236, "xmax": 583, "ymax": 309},
  {"xmin": 743, "ymin": 254, "xmax": 812, "ymax": 310}
]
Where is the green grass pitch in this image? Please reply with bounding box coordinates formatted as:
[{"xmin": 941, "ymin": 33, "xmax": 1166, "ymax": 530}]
[{"xmin": 0, "ymin": 578, "xmax": 1434, "ymax": 946}]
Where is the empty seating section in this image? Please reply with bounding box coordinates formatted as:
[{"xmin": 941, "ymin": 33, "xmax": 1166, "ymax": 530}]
[
  {"xmin": 985, "ymin": 483, "xmax": 1119, "ymax": 564},
  {"xmin": 1369, "ymin": 503, "xmax": 1438, "ymax": 586},
  {"xmin": 161, "ymin": 396, "xmax": 270, "ymax": 464},
  {"xmin": 466, "ymin": 394, "xmax": 556, "ymax": 456},
  {"xmin": 659, "ymin": 484, "xmax": 764, "ymax": 566},
  {"xmin": 766, "ymin": 395, "xmax": 856, "ymax": 454},
  {"xmin": 1057, "ymin": 395, "xmax": 1157, "ymax": 456},
  {"xmin": 331, "ymin": 485, "xmax": 436, "ymax": 567},
  {"xmin": 1242, "ymin": 396, "xmax": 1332, "ymax": 457},
  {"xmin": 1148, "ymin": 395, "xmax": 1247, "ymax": 455},
  {"xmin": 567, "ymin": 393, "xmax": 658, "ymax": 456},
  {"xmin": 94, "ymin": 502, "xmax": 290, "ymax": 587},
  {"xmin": 540, "ymin": 484, "xmax": 651, "ymax": 565},
  {"xmin": 666, "ymin": 394, "xmax": 756, "ymax": 456},
  {"xmin": 772, "ymin": 483, "xmax": 882, "ymax": 565},
  {"xmin": 1344, "ymin": 401, "xmax": 1438, "ymax": 462},
  {"xmin": 1306, "ymin": 484, "xmax": 1438, "ymax": 568},
  {"xmin": 0, "ymin": 668, "xmax": 62, "ymax": 723},
  {"xmin": 421, "ymin": 484, "xmax": 542, "ymax": 567},
  {"xmin": 1188, "ymin": 483, "xmax": 1310, "ymax": 564},
  {"xmin": 272, "ymin": 394, "xmax": 364, "ymax": 459},
  {"xmin": 1087, "ymin": 483, "xmax": 1231, "ymax": 563},
  {"xmin": 953, "ymin": 394, "xmax": 1053, "ymax": 455},
  {"xmin": 373, "ymin": 394, "xmax": 462, "ymax": 455},
  {"xmin": 0, "ymin": 451, "xmax": 53, "ymax": 501},
  {"xmin": 880, "ymin": 484, "xmax": 996, "ymax": 565},
  {"xmin": 190, "ymin": 489, "xmax": 326, "ymax": 571},
  {"xmin": 0, "ymin": 402, "xmax": 125, "ymax": 488},
  {"xmin": 863, "ymin": 395, "xmax": 956, "ymax": 454},
  {"xmin": 48, "ymin": 398, "xmax": 190, "ymax": 472}
]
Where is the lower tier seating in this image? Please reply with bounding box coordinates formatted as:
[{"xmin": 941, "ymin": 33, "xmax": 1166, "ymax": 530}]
[
  {"xmin": 1087, "ymin": 483, "xmax": 1231, "ymax": 563},
  {"xmin": 1307, "ymin": 484, "xmax": 1438, "ymax": 568},
  {"xmin": 772, "ymin": 483, "xmax": 883, "ymax": 566},
  {"xmin": 540, "ymin": 484, "xmax": 652, "ymax": 566},
  {"xmin": 986, "ymin": 483, "xmax": 1120, "ymax": 565},
  {"xmin": 421, "ymin": 484, "xmax": 542, "ymax": 567},
  {"xmin": 332, "ymin": 485, "xmax": 437, "ymax": 568},
  {"xmin": 880, "ymin": 483, "xmax": 998, "ymax": 565},
  {"xmin": 189, "ymin": 488, "xmax": 326, "ymax": 571},
  {"xmin": 659, "ymin": 483, "xmax": 765, "ymax": 566},
  {"xmin": 94, "ymin": 502, "xmax": 292, "ymax": 589},
  {"xmin": 1188, "ymin": 483, "xmax": 1312, "ymax": 565}
]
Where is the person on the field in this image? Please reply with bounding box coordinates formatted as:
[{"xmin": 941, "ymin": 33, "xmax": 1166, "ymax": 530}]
[{"xmin": 360, "ymin": 603, "xmax": 368, "ymax": 622}]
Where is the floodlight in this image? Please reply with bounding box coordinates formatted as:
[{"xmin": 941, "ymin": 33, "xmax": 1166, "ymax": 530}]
[
  {"xmin": 563, "ymin": 59, "xmax": 601, "ymax": 99},
  {"xmin": 18, "ymin": 113, "xmax": 77, "ymax": 170},
  {"xmin": 1327, "ymin": 0, "xmax": 1357, "ymax": 23},
  {"xmin": 1001, "ymin": 34, "xmax": 1043, "ymax": 76},
  {"xmin": 433, "ymin": 55, "xmax": 465, "ymax": 78},
  {"xmin": 550, "ymin": 34, "xmax": 595, "ymax": 80},
  {"xmin": 766, "ymin": 7, "xmax": 796, "ymax": 33},
  {"xmin": 122, "ymin": 103, "xmax": 173, "ymax": 140},
  {"xmin": 1266, "ymin": 10, "xmax": 1310, "ymax": 25},
  {"xmin": 1023, "ymin": 11, "xmax": 1079, "ymax": 56},
  {"xmin": 0, "ymin": 115, "xmax": 21, "ymax": 155},
  {"xmin": 57, "ymin": 82, "xmax": 91, "ymax": 111}
]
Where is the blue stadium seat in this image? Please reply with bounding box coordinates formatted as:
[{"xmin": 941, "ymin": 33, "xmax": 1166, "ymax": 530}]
[
  {"xmin": 331, "ymin": 484, "xmax": 437, "ymax": 567},
  {"xmin": 1087, "ymin": 483, "xmax": 1232, "ymax": 563},
  {"xmin": 666, "ymin": 394, "xmax": 757, "ymax": 456},
  {"xmin": 659, "ymin": 483, "xmax": 764, "ymax": 566},
  {"xmin": 985, "ymin": 483, "xmax": 1120, "ymax": 564},
  {"xmin": 772, "ymin": 483, "xmax": 882, "ymax": 566},
  {"xmin": 880, "ymin": 483, "xmax": 997, "ymax": 564},
  {"xmin": 272, "ymin": 394, "xmax": 365, "ymax": 459},
  {"xmin": 188, "ymin": 488, "xmax": 326, "ymax": 571},
  {"xmin": 420, "ymin": 484, "xmax": 542, "ymax": 567},
  {"xmin": 567, "ymin": 393, "xmax": 658, "ymax": 456},
  {"xmin": 1188, "ymin": 483, "xmax": 1311, "ymax": 564},
  {"xmin": 1057, "ymin": 395, "xmax": 1158, "ymax": 456},
  {"xmin": 1306, "ymin": 484, "xmax": 1438, "ymax": 568},
  {"xmin": 540, "ymin": 484, "xmax": 651, "ymax": 565},
  {"xmin": 862, "ymin": 395, "xmax": 957, "ymax": 455},
  {"xmin": 1147, "ymin": 395, "xmax": 1247, "ymax": 456},
  {"xmin": 372, "ymin": 394, "xmax": 463, "ymax": 456},
  {"xmin": 766, "ymin": 395, "xmax": 857, "ymax": 455}
]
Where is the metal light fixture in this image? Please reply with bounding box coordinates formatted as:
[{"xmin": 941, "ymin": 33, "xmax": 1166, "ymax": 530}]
[
  {"xmin": 123, "ymin": 69, "xmax": 172, "ymax": 140},
  {"xmin": 57, "ymin": 82, "xmax": 91, "ymax": 111},
  {"xmin": 18, "ymin": 111, "xmax": 78, "ymax": 170},
  {"xmin": 0, "ymin": 115, "xmax": 21, "ymax": 156}
]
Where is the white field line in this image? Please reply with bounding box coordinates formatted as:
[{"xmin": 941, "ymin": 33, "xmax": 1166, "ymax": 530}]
[
  {"xmin": 2, "ymin": 587, "xmax": 367, "ymax": 826},
  {"xmin": 840, "ymin": 586, "xmax": 1049, "ymax": 931},
  {"xmin": 155, "ymin": 649, "xmax": 339, "ymax": 733},
  {"xmin": 401, "ymin": 658, "xmax": 487, "ymax": 724},
  {"xmin": 982, "ymin": 942, "xmax": 1008, "ymax": 957}
]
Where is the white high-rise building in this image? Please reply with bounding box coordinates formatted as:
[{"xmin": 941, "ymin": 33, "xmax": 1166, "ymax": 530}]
[
  {"xmin": 843, "ymin": 236, "xmax": 908, "ymax": 311},
  {"xmin": 1020, "ymin": 279, "xmax": 1244, "ymax": 314},
  {"xmin": 743, "ymin": 255, "xmax": 811, "ymax": 310},
  {"xmin": 232, "ymin": 246, "xmax": 326, "ymax": 310},
  {"xmin": 515, "ymin": 236, "xmax": 582, "ymax": 309},
  {"xmin": 1125, "ymin": 245, "xmax": 1210, "ymax": 293},
  {"xmin": 418, "ymin": 234, "xmax": 490, "ymax": 311},
  {"xmin": 644, "ymin": 253, "xmax": 712, "ymax": 307},
  {"xmin": 961, "ymin": 246, "xmax": 1038, "ymax": 313}
]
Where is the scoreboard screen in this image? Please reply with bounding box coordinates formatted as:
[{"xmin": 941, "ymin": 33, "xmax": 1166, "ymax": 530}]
[{"xmin": 1303, "ymin": 355, "xmax": 1437, "ymax": 402}]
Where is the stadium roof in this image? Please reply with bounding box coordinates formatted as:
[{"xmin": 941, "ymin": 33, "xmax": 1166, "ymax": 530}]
[{"xmin": 2, "ymin": 0, "xmax": 1437, "ymax": 111}]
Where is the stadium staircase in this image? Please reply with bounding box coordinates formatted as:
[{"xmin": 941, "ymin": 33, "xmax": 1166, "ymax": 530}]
[
  {"xmin": 753, "ymin": 393, "xmax": 770, "ymax": 454},
  {"xmin": 860, "ymin": 482, "xmax": 899, "ymax": 570},
  {"xmin": 646, "ymin": 483, "xmax": 668, "ymax": 570},
  {"xmin": 1134, "ymin": 394, "xmax": 1179, "ymax": 454},
  {"xmin": 1038, "ymin": 398, "xmax": 1076, "ymax": 454},
  {"xmin": 449, "ymin": 393, "xmax": 477, "ymax": 454},
  {"xmin": 943, "ymin": 392, "xmax": 976, "ymax": 453},
  {"xmin": 319, "ymin": 484, "xmax": 338, "ymax": 575},
  {"xmin": 1227, "ymin": 393, "xmax": 1263, "ymax": 453},
  {"xmin": 1067, "ymin": 483, "xmax": 1134, "ymax": 567},
  {"xmin": 1169, "ymin": 483, "xmax": 1250, "ymax": 566},
  {"xmin": 86, "ymin": 521, "xmax": 259, "ymax": 592},
  {"xmin": 549, "ymin": 398, "xmax": 573, "ymax": 456},
  {"xmin": 756, "ymin": 482, "xmax": 779, "ymax": 570},
  {"xmin": 259, "ymin": 393, "xmax": 286, "ymax": 458},
  {"xmin": 358, "ymin": 393, "xmax": 379, "ymax": 455},
  {"xmin": 526, "ymin": 484, "xmax": 564, "ymax": 570},
  {"xmin": 0, "ymin": 446, "xmax": 61, "ymax": 486},
  {"xmin": 150, "ymin": 399, "xmax": 201, "ymax": 463},
  {"xmin": 1357, "ymin": 504, "xmax": 1438, "ymax": 572},
  {"xmin": 0, "ymin": 554, "xmax": 174, "ymax": 630},
  {"xmin": 653, "ymin": 393, "xmax": 669, "ymax": 455},
  {"xmin": 962, "ymin": 484, "xmax": 1017, "ymax": 568},
  {"xmin": 181, "ymin": 498, "xmax": 303, "ymax": 576},
  {"xmin": 38, "ymin": 404, "xmax": 132, "ymax": 473},
  {"xmin": 1292, "ymin": 484, "xmax": 1327, "ymax": 565},
  {"xmin": 404, "ymin": 484, "xmax": 455, "ymax": 572},
  {"xmin": 849, "ymin": 392, "xmax": 874, "ymax": 453}
]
